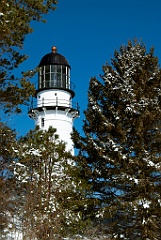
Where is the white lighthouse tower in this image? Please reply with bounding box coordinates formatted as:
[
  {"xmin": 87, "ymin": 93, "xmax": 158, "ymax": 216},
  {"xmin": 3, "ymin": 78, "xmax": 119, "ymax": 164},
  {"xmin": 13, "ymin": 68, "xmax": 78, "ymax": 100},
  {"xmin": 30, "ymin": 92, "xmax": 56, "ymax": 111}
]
[{"xmin": 28, "ymin": 46, "xmax": 79, "ymax": 154}]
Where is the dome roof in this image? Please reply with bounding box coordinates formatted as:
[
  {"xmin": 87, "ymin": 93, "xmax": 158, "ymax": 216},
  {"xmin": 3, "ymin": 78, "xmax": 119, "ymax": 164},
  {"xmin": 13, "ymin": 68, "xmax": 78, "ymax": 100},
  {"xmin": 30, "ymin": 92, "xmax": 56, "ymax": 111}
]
[{"xmin": 38, "ymin": 46, "xmax": 70, "ymax": 68}]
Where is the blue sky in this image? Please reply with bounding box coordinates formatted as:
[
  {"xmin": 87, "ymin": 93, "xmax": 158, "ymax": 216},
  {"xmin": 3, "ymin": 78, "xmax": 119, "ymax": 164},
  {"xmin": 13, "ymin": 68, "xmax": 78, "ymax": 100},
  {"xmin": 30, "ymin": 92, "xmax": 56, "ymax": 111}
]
[{"xmin": 6, "ymin": 0, "xmax": 161, "ymax": 136}]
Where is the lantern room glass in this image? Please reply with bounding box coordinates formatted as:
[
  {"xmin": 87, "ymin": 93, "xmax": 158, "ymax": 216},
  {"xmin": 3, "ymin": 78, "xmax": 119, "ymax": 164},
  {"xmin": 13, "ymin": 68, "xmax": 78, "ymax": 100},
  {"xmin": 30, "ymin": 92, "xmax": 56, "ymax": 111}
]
[{"xmin": 38, "ymin": 65, "xmax": 70, "ymax": 89}]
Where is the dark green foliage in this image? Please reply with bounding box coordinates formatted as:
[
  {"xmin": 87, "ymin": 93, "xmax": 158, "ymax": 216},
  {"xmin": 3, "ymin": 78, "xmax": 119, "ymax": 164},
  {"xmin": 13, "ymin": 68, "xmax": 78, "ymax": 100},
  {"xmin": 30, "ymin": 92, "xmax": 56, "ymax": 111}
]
[
  {"xmin": 13, "ymin": 127, "xmax": 91, "ymax": 239},
  {"xmin": 0, "ymin": 122, "xmax": 17, "ymax": 175},
  {"xmin": 0, "ymin": 124, "xmax": 92, "ymax": 239},
  {"xmin": 0, "ymin": 122, "xmax": 18, "ymax": 239},
  {"xmin": 72, "ymin": 40, "xmax": 161, "ymax": 239},
  {"xmin": 0, "ymin": 0, "xmax": 57, "ymax": 113}
]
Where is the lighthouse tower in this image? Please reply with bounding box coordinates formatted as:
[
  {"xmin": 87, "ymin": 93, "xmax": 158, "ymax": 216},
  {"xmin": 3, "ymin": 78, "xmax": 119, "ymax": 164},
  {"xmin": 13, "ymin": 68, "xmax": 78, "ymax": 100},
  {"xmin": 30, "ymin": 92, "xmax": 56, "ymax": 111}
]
[{"xmin": 28, "ymin": 46, "xmax": 79, "ymax": 154}]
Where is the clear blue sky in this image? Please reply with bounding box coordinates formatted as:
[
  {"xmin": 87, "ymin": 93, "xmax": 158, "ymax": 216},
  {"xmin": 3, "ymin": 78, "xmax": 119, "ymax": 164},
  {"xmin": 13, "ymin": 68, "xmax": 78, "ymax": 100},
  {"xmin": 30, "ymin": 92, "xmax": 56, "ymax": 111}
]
[{"xmin": 6, "ymin": 0, "xmax": 161, "ymax": 136}]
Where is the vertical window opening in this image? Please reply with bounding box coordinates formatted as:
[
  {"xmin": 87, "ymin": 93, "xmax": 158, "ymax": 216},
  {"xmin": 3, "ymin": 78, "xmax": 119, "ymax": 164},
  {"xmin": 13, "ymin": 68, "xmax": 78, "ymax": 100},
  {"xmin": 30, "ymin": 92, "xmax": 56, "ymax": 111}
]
[
  {"xmin": 39, "ymin": 65, "xmax": 70, "ymax": 89},
  {"xmin": 41, "ymin": 118, "xmax": 45, "ymax": 127}
]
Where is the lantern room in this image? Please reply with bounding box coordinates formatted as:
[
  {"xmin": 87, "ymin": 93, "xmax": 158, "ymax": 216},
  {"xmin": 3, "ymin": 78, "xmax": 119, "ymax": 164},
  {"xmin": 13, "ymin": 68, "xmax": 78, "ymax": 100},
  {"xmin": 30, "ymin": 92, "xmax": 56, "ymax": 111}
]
[{"xmin": 37, "ymin": 46, "xmax": 74, "ymax": 96}]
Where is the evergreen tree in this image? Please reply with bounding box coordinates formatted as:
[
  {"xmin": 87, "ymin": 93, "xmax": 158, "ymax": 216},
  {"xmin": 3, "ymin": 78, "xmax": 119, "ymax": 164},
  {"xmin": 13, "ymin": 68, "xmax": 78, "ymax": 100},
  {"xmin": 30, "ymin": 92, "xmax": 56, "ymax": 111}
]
[
  {"xmin": 0, "ymin": 0, "xmax": 57, "ymax": 113},
  {"xmin": 12, "ymin": 127, "xmax": 91, "ymax": 239},
  {"xmin": 72, "ymin": 41, "xmax": 161, "ymax": 239},
  {"xmin": 0, "ymin": 122, "xmax": 19, "ymax": 239}
]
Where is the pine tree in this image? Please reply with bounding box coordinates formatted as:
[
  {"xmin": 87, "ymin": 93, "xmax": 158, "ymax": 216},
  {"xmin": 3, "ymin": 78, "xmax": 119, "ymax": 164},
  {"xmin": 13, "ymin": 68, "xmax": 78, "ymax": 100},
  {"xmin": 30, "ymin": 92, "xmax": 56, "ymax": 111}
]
[
  {"xmin": 0, "ymin": 123, "xmax": 19, "ymax": 239},
  {"xmin": 0, "ymin": 0, "xmax": 57, "ymax": 113},
  {"xmin": 12, "ymin": 127, "xmax": 91, "ymax": 239},
  {"xmin": 72, "ymin": 41, "xmax": 161, "ymax": 239}
]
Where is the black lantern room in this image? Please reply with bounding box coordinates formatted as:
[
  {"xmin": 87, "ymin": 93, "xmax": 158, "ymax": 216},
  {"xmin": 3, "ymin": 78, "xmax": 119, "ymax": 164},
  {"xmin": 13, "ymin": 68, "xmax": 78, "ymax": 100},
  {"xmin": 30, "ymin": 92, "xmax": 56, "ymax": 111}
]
[{"xmin": 38, "ymin": 46, "xmax": 74, "ymax": 96}]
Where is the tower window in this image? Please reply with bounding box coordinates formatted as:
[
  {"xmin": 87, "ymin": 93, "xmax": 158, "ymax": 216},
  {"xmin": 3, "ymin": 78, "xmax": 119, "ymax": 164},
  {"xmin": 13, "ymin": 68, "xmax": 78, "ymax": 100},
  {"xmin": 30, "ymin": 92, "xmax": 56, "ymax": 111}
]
[
  {"xmin": 38, "ymin": 65, "xmax": 70, "ymax": 89},
  {"xmin": 41, "ymin": 118, "xmax": 45, "ymax": 127}
]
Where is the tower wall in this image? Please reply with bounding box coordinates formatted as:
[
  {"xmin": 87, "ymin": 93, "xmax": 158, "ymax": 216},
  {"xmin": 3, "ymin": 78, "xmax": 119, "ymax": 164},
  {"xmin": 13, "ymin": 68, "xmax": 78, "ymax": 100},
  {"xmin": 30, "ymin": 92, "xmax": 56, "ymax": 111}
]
[
  {"xmin": 35, "ymin": 109, "xmax": 74, "ymax": 154},
  {"xmin": 37, "ymin": 89, "xmax": 72, "ymax": 108}
]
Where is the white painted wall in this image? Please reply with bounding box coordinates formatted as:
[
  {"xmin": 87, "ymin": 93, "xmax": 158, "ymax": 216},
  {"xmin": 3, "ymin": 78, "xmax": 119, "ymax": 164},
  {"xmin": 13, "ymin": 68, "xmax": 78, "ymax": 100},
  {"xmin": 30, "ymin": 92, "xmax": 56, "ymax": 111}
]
[
  {"xmin": 35, "ymin": 109, "xmax": 74, "ymax": 154},
  {"xmin": 37, "ymin": 89, "xmax": 72, "ymax": 108},
  {"xmin": 34, "ymin": 89, "xmax": 75, "ymax": 154}
]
